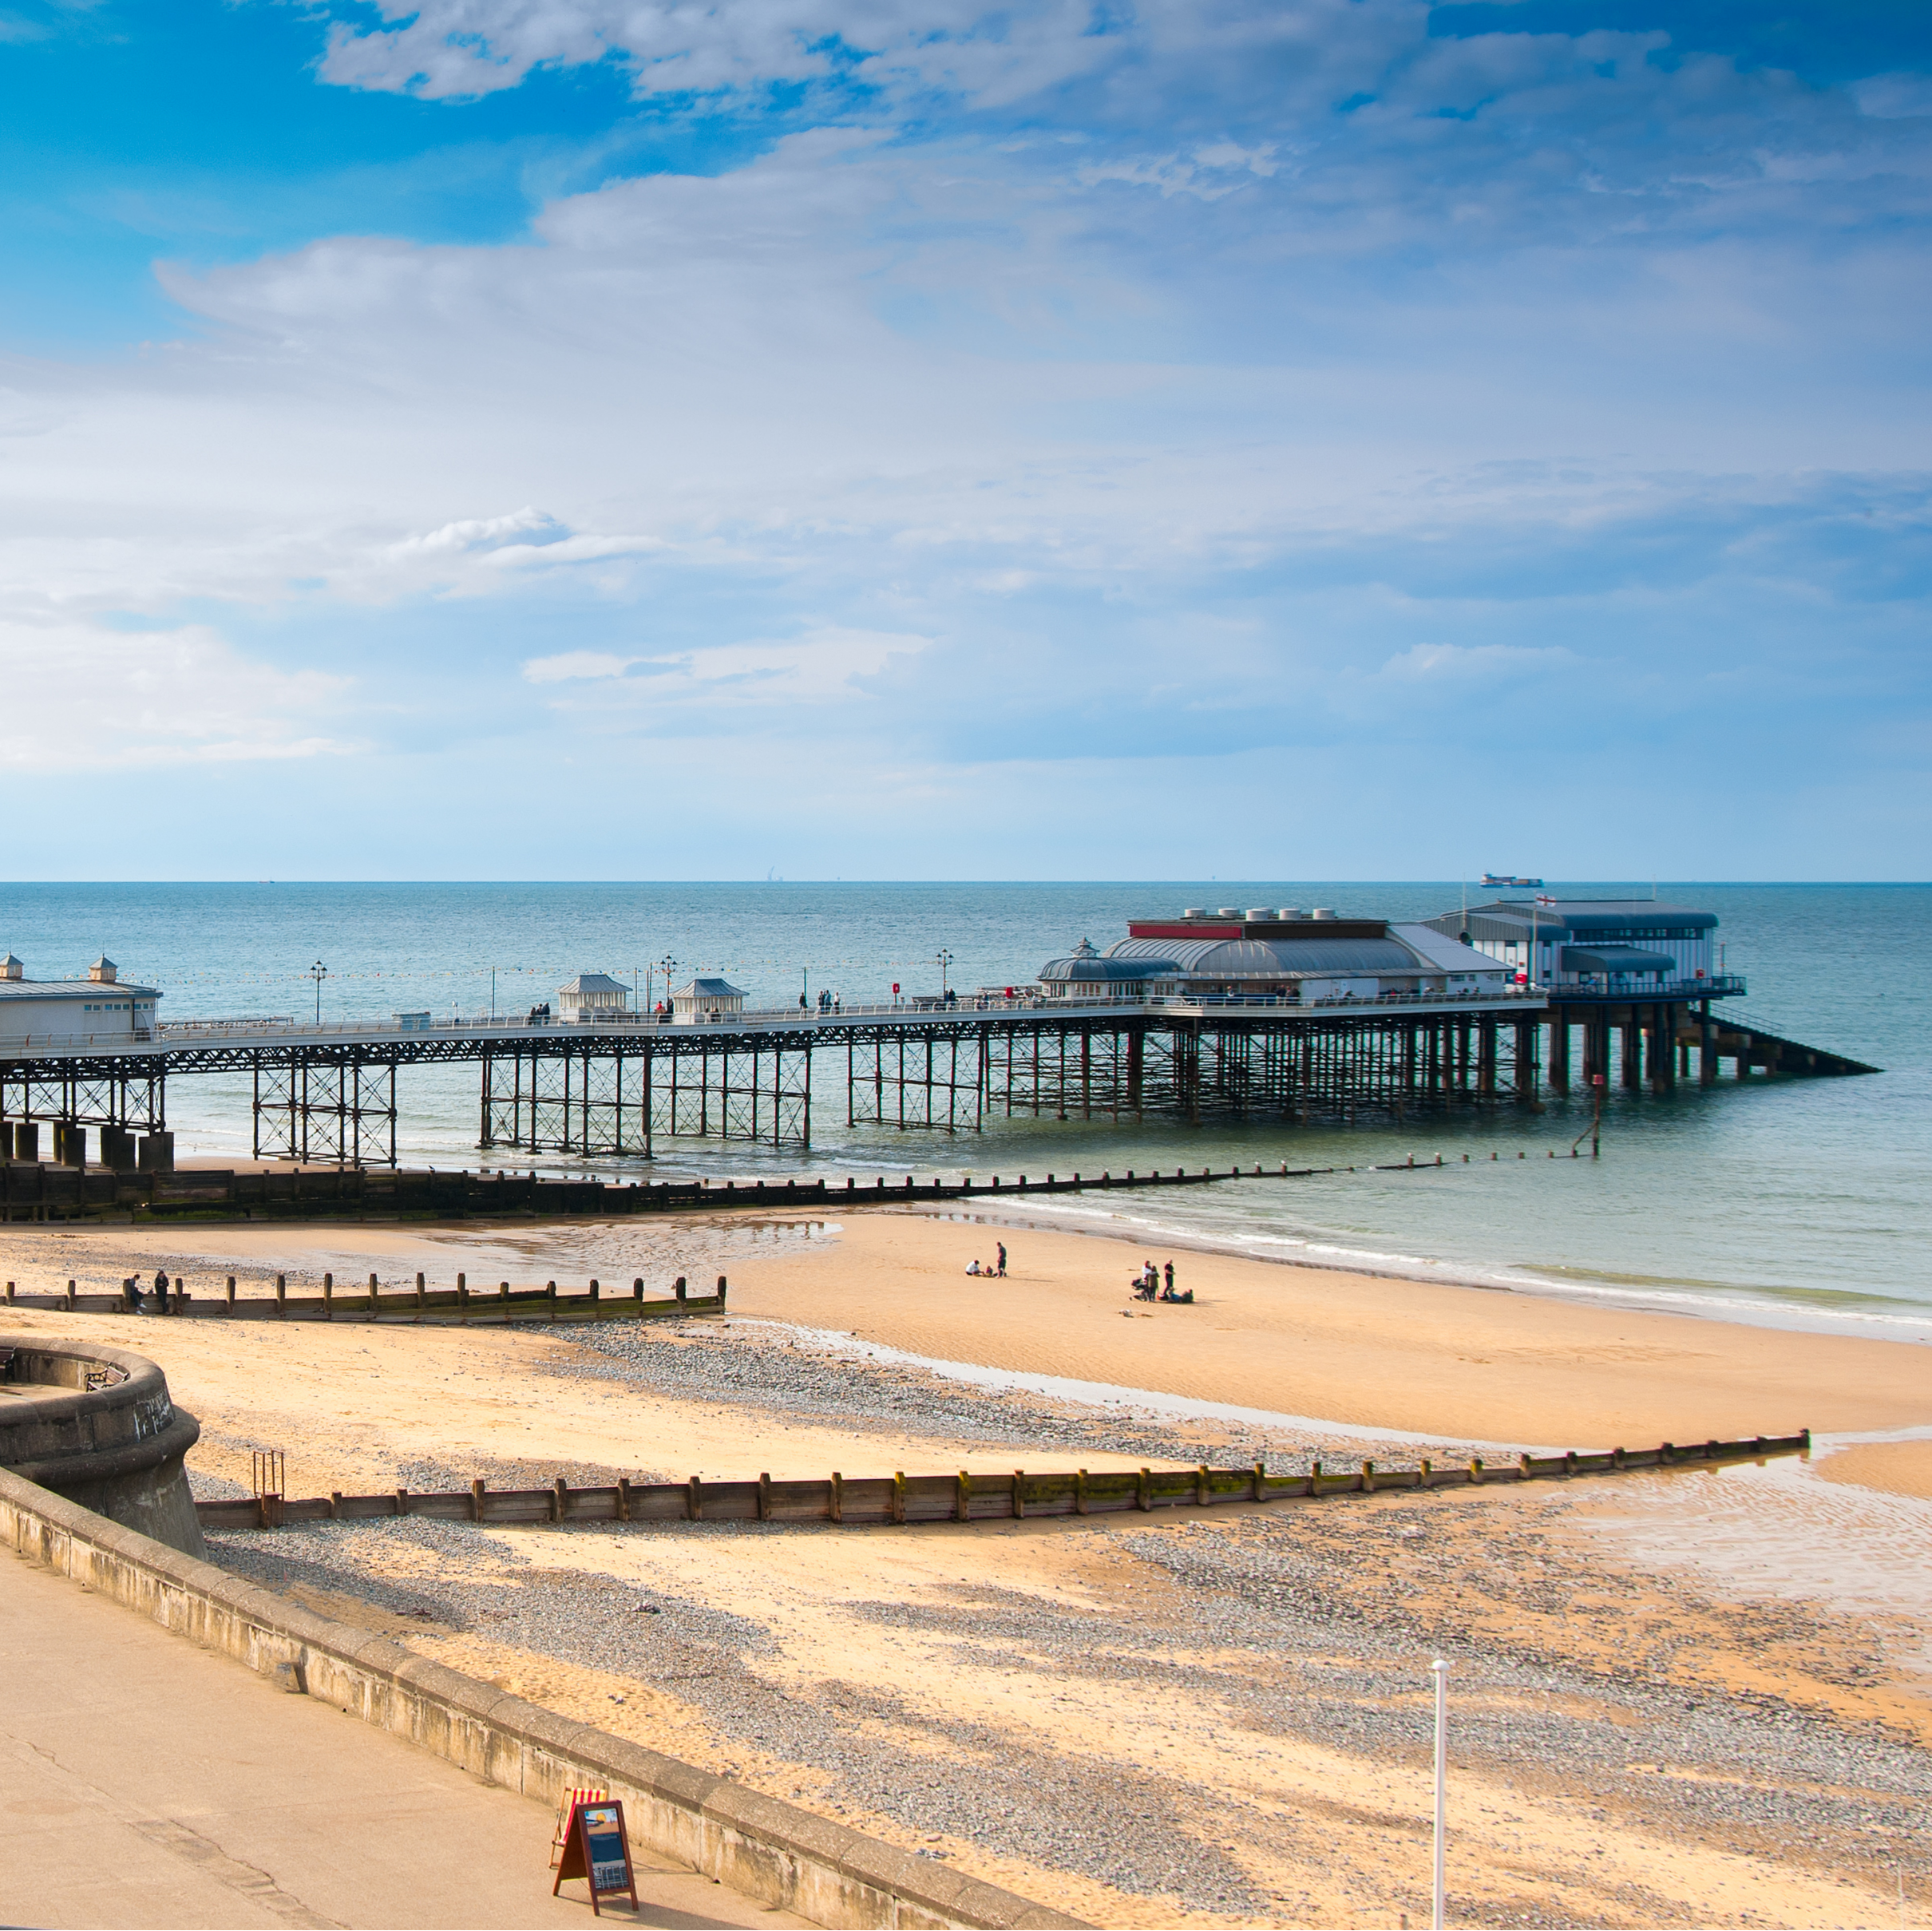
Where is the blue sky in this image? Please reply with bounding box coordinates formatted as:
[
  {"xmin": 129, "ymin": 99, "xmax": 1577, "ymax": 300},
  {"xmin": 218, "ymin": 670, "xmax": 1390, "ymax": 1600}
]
[{"xmin": 1, "ymin": 0, "xmax": 1928, "ymax": 879}]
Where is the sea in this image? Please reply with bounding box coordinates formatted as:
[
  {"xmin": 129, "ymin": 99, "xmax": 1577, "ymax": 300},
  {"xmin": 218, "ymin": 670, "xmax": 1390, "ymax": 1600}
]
[{"xmin": 4, "ymin": 881, "xmax": 1927, "ymax": 1346}]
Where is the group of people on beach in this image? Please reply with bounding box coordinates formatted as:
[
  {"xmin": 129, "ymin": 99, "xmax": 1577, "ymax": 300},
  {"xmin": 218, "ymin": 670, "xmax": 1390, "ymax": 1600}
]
[
  {"xmin": 1132, "ymin": 1260, "xmax": 1193, "ymax": 1304},
  {"xmin": 964, "ymin": 1242, "xmax": 1008, "ymax": 1277},
  {"xmin": 125, "ymin": 1269, "xmax": 176, "ymax": 1313}
]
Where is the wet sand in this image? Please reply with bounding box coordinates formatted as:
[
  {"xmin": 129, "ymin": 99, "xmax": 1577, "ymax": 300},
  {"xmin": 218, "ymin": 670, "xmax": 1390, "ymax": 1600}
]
[
  {"xmin": 6, "ymin": 1202, "xmax": 1928, "ymax": 1452},
  {"xmin": 717, "ymin": 1209, "xmax": 1932, "ymax": 1448}
]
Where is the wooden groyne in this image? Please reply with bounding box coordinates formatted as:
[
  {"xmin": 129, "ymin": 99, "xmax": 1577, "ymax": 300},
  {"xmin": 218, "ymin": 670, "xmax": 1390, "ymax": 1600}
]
[
  {"xmin": 0, "ymin": 1156, "xmax": 1419, "ymax": 1225},
  {"xmin": 3, "ymin": 1271, "xmax": 726, "ymax": 1325},
  {"xmin": 196, "ymin": 1431, "xmax": 1810, "ymax": 1533}
]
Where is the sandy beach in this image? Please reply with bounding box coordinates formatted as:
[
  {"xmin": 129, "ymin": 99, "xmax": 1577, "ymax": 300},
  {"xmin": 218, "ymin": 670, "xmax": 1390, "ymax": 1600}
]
[
  {"xmin": 4, "ymin": 1202, "xmax": 1930, "ymax": 1926},
  {"xmin": 10, "ymin": 1198, "xmax": 1926, "ymax": 1449}
]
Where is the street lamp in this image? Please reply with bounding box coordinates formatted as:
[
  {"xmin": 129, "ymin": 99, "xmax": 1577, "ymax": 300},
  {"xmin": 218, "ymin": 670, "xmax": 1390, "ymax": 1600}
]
[
  {"xmin": 311, "ymin": 960, "xmax": 327, "ymax": 1026},
  {"xmin": 1431, "ymin": 1658, "xmax": 1451, "ymax": 1930},
  {"xmin": 659, "ymin": 955, "xmax": 677, "ymax": 1015},
  {"xmin": 936, "ymin": 948, "xmax": 954, "ymax": 998}
]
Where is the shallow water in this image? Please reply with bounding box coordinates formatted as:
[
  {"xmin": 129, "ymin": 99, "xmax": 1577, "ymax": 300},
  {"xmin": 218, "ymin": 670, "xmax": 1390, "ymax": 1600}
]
[{"xmin": 4, "ymin": 880, "xmax": 1927, "ymax": 1339}]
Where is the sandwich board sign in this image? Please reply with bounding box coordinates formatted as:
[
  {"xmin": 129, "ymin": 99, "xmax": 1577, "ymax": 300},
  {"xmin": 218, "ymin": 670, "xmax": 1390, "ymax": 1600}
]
[{"xmin": 552, "ymin": 1797, "xmax": 639, "ymax": 1915}]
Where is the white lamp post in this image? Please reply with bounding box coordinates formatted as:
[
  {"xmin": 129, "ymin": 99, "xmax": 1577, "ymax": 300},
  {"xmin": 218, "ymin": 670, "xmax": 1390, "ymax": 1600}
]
[{"xmin": 1431, "ymin": 1657, "xmax": 1450, "ymax": 1930}]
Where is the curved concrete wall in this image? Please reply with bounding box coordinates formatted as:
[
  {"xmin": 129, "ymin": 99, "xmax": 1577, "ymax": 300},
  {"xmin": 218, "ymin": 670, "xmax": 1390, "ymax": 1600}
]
[{"xmin": 0, "ymin": 1336, "xmax": 204, "ymax": 1557}]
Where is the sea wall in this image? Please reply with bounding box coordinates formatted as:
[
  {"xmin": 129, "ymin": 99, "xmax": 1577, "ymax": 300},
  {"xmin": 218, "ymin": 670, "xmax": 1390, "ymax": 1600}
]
[
  {"xmin": 0, "ymin": 1467, "xmax": 1083, "ymax": 1931},
  {"xmin": 0, "ymin": 1335, "xmax": 204, "ymax": 1556}
]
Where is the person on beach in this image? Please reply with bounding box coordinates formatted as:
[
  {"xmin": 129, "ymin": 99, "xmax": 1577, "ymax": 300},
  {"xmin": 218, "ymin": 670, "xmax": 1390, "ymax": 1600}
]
[
  {"xmin": 966, "ymin": 1259, "xmax": 982, "ymax": 1276},
  {"xmin": 125, "ymin": 1276, "xmax": 143, "ymax": 1312},
  {"xmin": 996, "ymin": 1242, "xmax": 1007, "ymax": 1277},
  {"xmin": 153, "ymin": 1268, "xmax": 170, "ymax": 1315},
  {"xmin": 1163, "ymin": 1260, "xmax": 1175, "ymax": 1297}
]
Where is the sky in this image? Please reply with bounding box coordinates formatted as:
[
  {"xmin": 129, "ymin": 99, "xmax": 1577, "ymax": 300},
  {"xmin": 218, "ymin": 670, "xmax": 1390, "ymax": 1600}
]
[{"xmin": 0, "ymin": 0, "xmax": 1928, "ymax": 880}]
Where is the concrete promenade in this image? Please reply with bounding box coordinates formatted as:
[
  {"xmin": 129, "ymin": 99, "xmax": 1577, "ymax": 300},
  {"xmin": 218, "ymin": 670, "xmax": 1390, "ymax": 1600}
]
[{"xmin": 1, "ymin": 1553, "xmax": 801, "ymax": 1929}]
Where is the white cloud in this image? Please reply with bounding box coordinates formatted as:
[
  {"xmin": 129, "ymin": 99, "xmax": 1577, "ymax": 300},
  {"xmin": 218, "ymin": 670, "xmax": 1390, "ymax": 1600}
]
[
  {"xmin": 1379, "ymin": 643, "xmax": 1575, "ymax": 682},
  {"xmin": 1076, "ymin": 141, "xmax": 1286, "ymax": 200},
  {"xmin": 521, "ymin": 650, "xmax": 638, "ymax": 682},
  {"xmin": 0, "ymin": 618, "xmax": 354, "ymax": 770},
  {"xmin": 390, "ymin": 507, "xmax": 566, "ymax": 556},
  {"xmin": 528, "ymin": 627, "xmax": 928, "ymax": 714},
  {"xmin": 1851, "ymin": 73, "xmax": 1932, "ymax": 121},
  {"xmin": 317, "ymin": 0, "xmax": 1122, "ymax": 106}
]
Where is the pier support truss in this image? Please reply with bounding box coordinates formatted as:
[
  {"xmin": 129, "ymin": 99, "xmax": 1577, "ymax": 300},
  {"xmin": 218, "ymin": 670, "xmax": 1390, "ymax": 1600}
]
[
  {"xmin": 849, "ymin": 1032, "xmax": 988, "ymax": 1132},
  {"xmin": 480, "ymin": 1039, "xmax": 811, "ymax": 1155},
  {"xmin": 983, "ymin": 1022, "xmax": 1142, "ymax": 1123},
  {"xmin": 252, "ymin": 1055, "xmax": 397, "ymax": 1168},
  {"xmin": 0, "ymin": 1063, "xmax": 165, "ymax": 1134},
  {"xmin": 869, "ymin": 1011, "xmax": 1536, "ymax": 1135}
]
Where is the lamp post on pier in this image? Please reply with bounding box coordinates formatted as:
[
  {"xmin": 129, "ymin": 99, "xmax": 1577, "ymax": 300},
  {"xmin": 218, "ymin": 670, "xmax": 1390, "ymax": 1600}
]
[
  {"xmin": 936, "ymin": 949, "xmax": 954, "ymax": 999},
  {"xmin": 659, "ymin": 955, "xmax": 677, "ymax": 1016},
  {"xmin": 311, "ymin": 960, "xmax": 327, "ymax": 1026}
]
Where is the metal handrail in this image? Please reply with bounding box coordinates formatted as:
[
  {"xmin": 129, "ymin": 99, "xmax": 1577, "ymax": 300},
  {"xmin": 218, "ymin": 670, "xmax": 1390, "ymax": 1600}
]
[
  {"xmin": 9, "ymin": 976, "xmax": 1744, "ymax": 1061},
  {"xmin": 1542, "ymin": 975, "xmax": 1746, "ymax": 1000}
]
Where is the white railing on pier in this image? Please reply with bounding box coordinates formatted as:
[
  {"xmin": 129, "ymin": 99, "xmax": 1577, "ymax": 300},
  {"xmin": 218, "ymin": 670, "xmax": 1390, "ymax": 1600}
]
[{"xmin": 2, "ymin": 985, "xmax": 1570, "ymax": 1059}]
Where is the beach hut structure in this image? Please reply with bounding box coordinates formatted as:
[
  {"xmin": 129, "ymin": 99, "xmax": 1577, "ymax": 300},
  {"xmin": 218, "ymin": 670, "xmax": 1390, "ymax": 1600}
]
[
  {"xmin": 672, "ymin": 978, "xmax": 746, "ymax": 1023},
  {"xmin": 557, "ymin": 972, "xmax": 631, "ymax": 1023}
]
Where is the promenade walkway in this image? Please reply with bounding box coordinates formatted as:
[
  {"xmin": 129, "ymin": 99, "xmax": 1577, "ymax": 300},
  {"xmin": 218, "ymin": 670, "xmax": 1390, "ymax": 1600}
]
[{"xmin": 1, "ymin": 1554, "xmax": 802, "ymax": 1929}]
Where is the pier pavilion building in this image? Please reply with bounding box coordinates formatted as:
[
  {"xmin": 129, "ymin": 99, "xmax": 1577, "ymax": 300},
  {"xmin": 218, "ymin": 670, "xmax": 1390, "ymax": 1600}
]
[
  {"xmin": 0, "ymin": 955, "xmax": 160, "ymax": 1050},
  {"xmin": 1419, "ymin": 896, "xmax": 1740, "ymax": 1092},
  {"xmin": 1038, "ymin": 909, "xmax": 1510, "ymax": 1004},
  {"xmin": 1420, "ymin": 899, "xmax": 1721, "ymax": 995}
]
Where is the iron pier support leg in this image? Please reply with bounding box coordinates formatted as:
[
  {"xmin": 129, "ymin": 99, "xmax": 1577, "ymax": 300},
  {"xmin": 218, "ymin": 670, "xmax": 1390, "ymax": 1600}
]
[
  {"xmin": 1621, "ymin": 1010, "xmax": 1642, "ymax": 1090},
  {"xmin": 1548, "ymin": 1006, "xmax": 1570, "ymax": 1090},
  {"xmin": 1700, "ymin": 999, "xmax": 1717, "ymax": 1086},
  {"xmin": 479, "ymin": 1049, "xmax": 493, "ymax": 1149}
]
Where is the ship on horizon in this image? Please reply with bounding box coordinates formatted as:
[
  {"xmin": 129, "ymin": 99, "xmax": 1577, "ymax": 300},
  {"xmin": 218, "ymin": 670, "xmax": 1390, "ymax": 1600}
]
[{"xmin": 1480, "ymin": 872, "xmax": 1544, "ymax": 888}]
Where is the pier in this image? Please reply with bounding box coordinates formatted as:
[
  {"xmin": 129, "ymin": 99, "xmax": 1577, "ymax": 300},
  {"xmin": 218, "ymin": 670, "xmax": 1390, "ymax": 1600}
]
[
  {"xmin": 0, "ymin": 984, "xmax": 1873, "ymax": 1172},
  {"xmin": 3, "ymin": 989, "xmax": 1562, "ymax": 1167},
  {"xmin": 0, "ymin": 894, "xmax": 1880, "ymax": 1170}
]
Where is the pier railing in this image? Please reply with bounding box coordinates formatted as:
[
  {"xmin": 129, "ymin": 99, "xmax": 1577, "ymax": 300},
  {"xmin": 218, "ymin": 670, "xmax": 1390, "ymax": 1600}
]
[{"xmin": 1542, "ymin": 975, "xmax": 1746, "ymax": 1002}]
